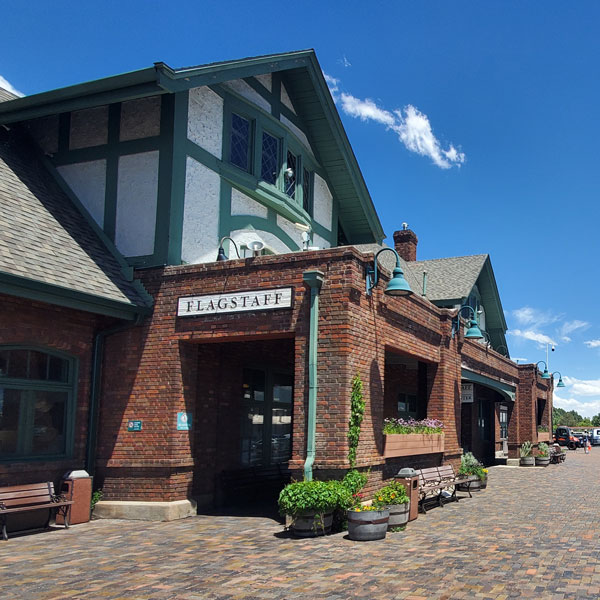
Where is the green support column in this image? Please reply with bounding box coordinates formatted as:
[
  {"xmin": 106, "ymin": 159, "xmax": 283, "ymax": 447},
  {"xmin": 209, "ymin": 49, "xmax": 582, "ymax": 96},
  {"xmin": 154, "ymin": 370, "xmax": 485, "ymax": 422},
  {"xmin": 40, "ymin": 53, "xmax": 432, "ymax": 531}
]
[{"xmin": 302, "ymin": 270, "xmax": 324, "ymax": 481}]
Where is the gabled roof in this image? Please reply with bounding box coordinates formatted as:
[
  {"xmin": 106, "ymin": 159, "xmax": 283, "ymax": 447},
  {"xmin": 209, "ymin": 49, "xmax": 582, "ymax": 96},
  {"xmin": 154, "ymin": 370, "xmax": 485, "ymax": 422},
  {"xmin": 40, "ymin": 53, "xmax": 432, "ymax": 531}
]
[
  {"xmin": 0, "ymin": 127, "xmax": 151, "ymax": 319},
  {"xmin": 0, "ymin": 50, "xmax": 385, "ymax": 245},
  {"xmin": 408, "ymin": 255, "xmax": 489, "ymax": 303}
]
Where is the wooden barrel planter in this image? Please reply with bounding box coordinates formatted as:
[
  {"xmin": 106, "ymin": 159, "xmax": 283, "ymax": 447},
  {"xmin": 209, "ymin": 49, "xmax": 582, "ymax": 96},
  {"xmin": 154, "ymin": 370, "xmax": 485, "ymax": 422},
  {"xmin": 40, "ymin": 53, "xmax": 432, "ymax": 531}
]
[
  {"xmin": 479, "ymin": 474, "xmax": 487, "ymax": 490},
  {"xmin": 290, "ymin": 511, "xmax": 333, "ymax": 537},
  {"xmin": 347, "ymin": 509, "xmax": 389, "ymax": 541},
  {"xmin": 456, "ymin": 475, "xmax": 479, "ymax": 492},
  {"xmin": 535, "ymin": 456, "xmax": 550, "ymax": 467},
  {"xmin": 387, "ymin": 502, "xmax": 409, "ymax": 529},
  {"xmin": 520, "ymin": 456, "xmax": 535, "ymax": 466}
]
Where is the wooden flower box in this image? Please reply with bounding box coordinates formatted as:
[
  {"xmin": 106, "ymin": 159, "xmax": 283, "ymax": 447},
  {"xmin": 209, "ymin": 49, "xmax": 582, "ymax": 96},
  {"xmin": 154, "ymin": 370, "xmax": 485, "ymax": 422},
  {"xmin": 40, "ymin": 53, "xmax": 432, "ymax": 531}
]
[
  {"xmin": 537, "ymin": 432, "xmax": 550, "ymax": 442},
  {"xmin": 383, "ymin": 433, "xmax": 444, "ymax": 458}
]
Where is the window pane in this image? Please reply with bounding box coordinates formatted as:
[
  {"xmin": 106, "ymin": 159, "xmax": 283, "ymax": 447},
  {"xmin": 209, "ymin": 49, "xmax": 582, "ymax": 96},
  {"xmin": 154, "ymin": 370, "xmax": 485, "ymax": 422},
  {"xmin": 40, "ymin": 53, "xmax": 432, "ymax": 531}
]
[
  {"xmin": 241, "ymin": 405, "xmax": 264, "ymax": 466},
  {"xmin": 7, "ymin": 350, "xmax": 28, "ymax": 379},
  {"xmin": 0, "ymin": 351, "xmax": 8, "ymax": 378},
  {"xmin": 272, "ymin": 373, "xmax": 293, "ymax": 404},
  {"xmin": 261, "ymin": 132, "xmax": 279, "ymax": 184},
  {"xmin": 303, "ymin": 168, "xmax": 312, "ymax": 214},
  {"xmin": 230, "ymin": 113, "xmax": 250, "ymax": 170},
  {"xmin": 271, "ymin": 405, "xmax": 292, "ymax": 464},
  {"xmin": 285, "ymin": 151, "xmax": 297, "ymax": 198},
  {"xmin": 31, "ymin": 391, "xmax": 67, "ymax": 456},
  {"xmin": 28, "ymin": 351, "xmax": 48, "ymax": 380},
  {"xmin": 48, "ymin": 355, "xmax": 69, "ymax": 383},
  {"xmin": 0, "ymin": 389, "xmax": 21, "ymax": 456}
]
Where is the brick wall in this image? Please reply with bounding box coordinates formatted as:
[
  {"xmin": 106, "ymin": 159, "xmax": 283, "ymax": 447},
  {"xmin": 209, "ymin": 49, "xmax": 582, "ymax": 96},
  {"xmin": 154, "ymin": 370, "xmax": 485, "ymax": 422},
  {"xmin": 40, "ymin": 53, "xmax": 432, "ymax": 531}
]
[{"xmin": 0, "ymin": 293, "xmax": 109, "ymax": 488}]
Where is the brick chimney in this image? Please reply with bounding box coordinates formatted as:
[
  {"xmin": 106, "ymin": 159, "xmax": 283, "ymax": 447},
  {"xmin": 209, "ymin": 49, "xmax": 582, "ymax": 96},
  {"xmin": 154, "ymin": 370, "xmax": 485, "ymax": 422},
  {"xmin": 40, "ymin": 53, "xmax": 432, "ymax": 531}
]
[{"xmin": 393, "ymin": 225, "xmax": 418, "ymax": 262}]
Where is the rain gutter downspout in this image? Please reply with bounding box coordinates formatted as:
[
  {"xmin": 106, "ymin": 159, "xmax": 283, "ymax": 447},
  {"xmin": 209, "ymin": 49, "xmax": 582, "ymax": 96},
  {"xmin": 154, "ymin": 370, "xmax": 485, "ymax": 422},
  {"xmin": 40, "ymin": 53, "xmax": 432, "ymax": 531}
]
[
  {"xmin": 302, "ymin": 270, "xmax": 324, "ymax": 481},
  {"xmin": 85, "ymin": 313, "xmax": 145, "ymax": 475}
]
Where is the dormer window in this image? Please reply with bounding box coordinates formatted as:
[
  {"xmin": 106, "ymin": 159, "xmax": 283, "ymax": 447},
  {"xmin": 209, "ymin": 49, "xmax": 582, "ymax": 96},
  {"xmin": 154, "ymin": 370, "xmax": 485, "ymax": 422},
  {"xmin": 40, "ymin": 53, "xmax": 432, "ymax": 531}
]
[{"xmin": 227, "ymin": 107, "xmax": 314, "ymax": 217}]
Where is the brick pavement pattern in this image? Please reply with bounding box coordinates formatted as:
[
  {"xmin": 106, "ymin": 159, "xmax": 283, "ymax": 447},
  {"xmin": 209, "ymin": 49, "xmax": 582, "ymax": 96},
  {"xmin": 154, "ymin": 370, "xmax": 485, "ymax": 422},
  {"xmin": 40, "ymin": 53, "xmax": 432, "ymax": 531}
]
[{"xmin": 2, "ymin": 451, "xmax": 599, "ymax": 599}]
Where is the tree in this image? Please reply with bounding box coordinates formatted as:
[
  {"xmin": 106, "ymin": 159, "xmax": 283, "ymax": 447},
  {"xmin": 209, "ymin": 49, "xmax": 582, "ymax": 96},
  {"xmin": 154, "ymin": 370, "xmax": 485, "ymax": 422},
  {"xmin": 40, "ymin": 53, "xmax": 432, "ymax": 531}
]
[{"xmin": 592, "ymin": 414, "xmax": 600, "ymax": 427}]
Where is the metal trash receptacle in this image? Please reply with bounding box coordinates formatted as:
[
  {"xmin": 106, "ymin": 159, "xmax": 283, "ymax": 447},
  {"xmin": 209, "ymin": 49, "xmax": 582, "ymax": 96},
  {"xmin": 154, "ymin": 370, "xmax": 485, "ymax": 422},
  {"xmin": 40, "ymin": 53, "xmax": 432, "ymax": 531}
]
[
  {"xmin": 395, "ymin": 467, "xmax": 419, "ymax": 521},
  {"xmin": 56, "ymin": 470, "xmax": 92, "ymax": 525}
]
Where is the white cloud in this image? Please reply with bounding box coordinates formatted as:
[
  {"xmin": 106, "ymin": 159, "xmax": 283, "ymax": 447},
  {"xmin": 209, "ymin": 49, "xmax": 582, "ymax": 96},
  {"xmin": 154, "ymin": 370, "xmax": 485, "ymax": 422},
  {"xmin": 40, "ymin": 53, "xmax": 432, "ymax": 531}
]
[
  {"xmin": 559, "ymin": 320, "xmax": 589, "ymax": 342},
  {"xmin": 340, "ymin": 93, "xmax": 396, "ymax": 127},
  {"xmin": 510, "ymin": 357, "xmax": 528, "ymax": 364},
  {"xmin": 507, "ymin": 329, "xmax": 556, "ymax": 346},
  {"xmin": 563, "ymin": 376, "xmax": 600, "ymax": 397},
  {"xmin": 512, "ymin": 306, "xmax": 560, "ymax": 328},
  {"xmin": 338, "ymin": 55, "xmax": 352, "ymax": 68},
  {"xmin": 323, "ymin": 73, "xmax": 465, "ymax": 169},
  {"xmin": 584, "ymin": 339, "xmax": 600, "ymax": 348},
  {"xmin": 0, "ymin": 75, "xmax": 24, "ymax": 97},
  {"xmin": 553, "ymin": 392, "xmax": 600, "ymax": 418},
  {"xmin": 324, "ymin": 73, "xmax": 340, "ymax": 102}
]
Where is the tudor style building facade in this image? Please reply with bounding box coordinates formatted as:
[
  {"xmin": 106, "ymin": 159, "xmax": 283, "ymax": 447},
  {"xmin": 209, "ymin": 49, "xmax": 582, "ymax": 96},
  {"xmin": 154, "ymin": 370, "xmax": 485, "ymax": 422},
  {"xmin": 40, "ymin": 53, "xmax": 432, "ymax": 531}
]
[{"xmin": 0, "ymin": 51, "xmax": 553, "ymax": 520}]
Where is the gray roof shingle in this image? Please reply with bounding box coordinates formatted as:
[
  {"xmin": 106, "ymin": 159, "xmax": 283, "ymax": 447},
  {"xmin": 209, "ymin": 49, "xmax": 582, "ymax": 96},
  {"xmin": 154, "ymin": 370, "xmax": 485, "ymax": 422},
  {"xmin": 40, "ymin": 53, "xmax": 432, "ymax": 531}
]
[
  {"xmin": 408, "ymin": 255, "xmax": 488, "ymax": 302},
  {"xmin": 0, "ymin": 87, "xmax": 19, "ymax": 103},
  {"xmin": 0, "ymin": 126, "xmax": 149, "ymax": 311}
]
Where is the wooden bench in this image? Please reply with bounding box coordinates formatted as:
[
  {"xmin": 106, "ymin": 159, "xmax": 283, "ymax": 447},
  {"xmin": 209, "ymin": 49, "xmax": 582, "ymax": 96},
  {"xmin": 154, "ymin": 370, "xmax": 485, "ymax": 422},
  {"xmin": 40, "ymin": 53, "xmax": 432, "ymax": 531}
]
[
  {"xmin": 549, "ymin": 444, "xmax": 566, "ymax": 464},
  {"xmin": 416, "ymin": 466, "xmax": 472, "ymax": 513},
  {"xmin": 0, "ymin": 482, "xmax": 73, "ymax": 541}
]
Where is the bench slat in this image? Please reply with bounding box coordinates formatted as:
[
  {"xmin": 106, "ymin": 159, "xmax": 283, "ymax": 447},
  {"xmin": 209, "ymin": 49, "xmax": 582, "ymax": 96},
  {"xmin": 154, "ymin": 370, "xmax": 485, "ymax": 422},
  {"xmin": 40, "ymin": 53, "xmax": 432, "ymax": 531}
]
[
  {"xmin": 0, "ymin": 483, "xmax": 54, "ymax": 495},
  {"xmin": 0, "ymin": 489, "xmax": 54, "ymax": 501}
]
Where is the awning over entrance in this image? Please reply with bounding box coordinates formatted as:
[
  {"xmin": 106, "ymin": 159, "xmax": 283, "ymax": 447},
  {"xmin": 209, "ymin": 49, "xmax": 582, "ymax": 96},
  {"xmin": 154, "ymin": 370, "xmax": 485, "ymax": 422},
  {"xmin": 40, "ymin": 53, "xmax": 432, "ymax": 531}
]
[{"xmin": 461, "ymin": 368, "xmax": 516, "ymax": 402}]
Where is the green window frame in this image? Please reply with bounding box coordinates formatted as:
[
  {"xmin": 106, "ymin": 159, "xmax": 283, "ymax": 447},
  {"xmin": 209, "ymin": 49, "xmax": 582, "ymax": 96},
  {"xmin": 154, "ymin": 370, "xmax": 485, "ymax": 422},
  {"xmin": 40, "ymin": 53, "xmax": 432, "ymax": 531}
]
[
  {"xmin": 223, "ymin": 95, "xmax": 317, "ymax": 220},
  {"xmin": 0, "ymin": 347, "xmax": 77, "ymax": 461}
]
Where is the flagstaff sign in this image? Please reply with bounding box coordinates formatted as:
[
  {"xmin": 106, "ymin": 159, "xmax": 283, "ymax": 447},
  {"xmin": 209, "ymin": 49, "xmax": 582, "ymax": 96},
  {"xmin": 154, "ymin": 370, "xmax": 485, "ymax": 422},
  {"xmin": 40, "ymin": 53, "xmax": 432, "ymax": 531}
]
[{"xmin": 177, "ymin": 287, "xmax": 293, "ymax": 317}]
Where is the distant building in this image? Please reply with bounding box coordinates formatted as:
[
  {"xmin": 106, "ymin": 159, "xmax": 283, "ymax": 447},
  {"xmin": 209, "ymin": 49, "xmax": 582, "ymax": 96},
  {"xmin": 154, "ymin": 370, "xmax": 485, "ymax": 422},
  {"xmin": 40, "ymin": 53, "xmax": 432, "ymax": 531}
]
[{"xmin": 0, "ymin": 51, "xmax": 552, "ymax": 520}]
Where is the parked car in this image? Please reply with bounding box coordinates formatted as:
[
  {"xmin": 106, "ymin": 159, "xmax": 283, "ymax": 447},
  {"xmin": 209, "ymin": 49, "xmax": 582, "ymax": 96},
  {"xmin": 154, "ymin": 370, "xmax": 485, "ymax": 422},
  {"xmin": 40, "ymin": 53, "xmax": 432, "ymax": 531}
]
[
  {"xmin": 554, "ymin": 426, "xmax": 581, "ymax": 449},
  {"xmin": 589, "ymin": 428, "xmax": 600, "ymax": 446}
]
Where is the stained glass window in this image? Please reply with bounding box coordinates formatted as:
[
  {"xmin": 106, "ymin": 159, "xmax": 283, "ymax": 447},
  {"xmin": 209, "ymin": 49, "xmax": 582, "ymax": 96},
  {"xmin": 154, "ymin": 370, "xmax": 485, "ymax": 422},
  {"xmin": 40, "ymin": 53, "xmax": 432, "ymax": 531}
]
[
  {"xmin": 230, "ymin": 113, "xmax": 251, "ymax": 171},
  {"xmin": 261, "ymin": 132, "xmax": 279, "ymax": 184},
  {"xmin": 285, "ymin": 151, "xmax": 297, "ymax": 198}
]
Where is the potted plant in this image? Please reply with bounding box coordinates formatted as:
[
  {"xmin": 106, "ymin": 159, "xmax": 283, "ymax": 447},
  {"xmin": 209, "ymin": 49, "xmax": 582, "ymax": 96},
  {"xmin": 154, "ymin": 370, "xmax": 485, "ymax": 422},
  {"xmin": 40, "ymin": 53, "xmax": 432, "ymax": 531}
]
[
  {"xmin": 520, "ymin": 441, "xmax": 534, "ymax": 466},
  {"xmin": 278, "ymin": 480, "xmax": 351, "ymax": 538},
  {"xmin": 382, "ymin": 418, "xmax": 444, "ymax": 458},
  {"xmin": 536, "ymin": 442, "xmax": 550, "ymax": 466},
  {"xmin": 457, "ymin": 452, "xmax": 488, "ymax": 491},
  {"xmin": 373, "ymin": 481, "xmax": 410, "ymax": 530},
  {"xmin": 347, "ymin": 502, "xmax": 390, "ymax": 541}
]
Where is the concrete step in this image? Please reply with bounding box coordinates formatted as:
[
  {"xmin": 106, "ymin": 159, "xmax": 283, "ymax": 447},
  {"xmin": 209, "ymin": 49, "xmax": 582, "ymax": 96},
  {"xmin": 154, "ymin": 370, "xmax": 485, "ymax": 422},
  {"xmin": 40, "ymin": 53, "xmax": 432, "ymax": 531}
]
[{"xmin": 506, "ymin": 458, "xmax": 520, "ymax": 467}]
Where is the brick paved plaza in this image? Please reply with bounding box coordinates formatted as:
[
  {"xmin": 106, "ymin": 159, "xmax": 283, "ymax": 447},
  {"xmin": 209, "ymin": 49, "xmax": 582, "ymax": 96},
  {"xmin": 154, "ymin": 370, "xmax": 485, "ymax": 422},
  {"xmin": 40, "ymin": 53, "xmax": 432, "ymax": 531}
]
[{"xmin": 2, "ymin": 450, "xmax": 599, "ymax": 600}]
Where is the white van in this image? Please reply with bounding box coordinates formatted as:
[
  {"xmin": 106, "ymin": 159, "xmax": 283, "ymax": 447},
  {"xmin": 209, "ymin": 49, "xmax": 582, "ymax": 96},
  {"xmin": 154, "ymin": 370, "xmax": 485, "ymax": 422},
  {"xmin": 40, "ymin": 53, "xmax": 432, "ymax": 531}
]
[{"xmin": 589, "ymin": 428, "xmax": 600, "ymax": 446}]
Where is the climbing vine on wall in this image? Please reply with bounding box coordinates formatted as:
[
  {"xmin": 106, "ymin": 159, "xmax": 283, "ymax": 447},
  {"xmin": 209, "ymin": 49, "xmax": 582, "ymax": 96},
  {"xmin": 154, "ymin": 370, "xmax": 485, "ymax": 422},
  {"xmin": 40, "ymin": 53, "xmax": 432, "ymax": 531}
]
[{"xmin": 347, "ymin": 373, "xmax": 365, "ymax": 467}]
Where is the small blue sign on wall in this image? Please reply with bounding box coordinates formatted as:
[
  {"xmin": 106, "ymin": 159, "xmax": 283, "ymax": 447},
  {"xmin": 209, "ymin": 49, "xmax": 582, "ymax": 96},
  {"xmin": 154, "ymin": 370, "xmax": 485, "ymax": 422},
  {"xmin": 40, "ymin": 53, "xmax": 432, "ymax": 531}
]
[
  {"xmin": 127, "ymin": 420, "xmax": 142, "ymax": 432},
  {"xmin": 177, "ymin": 412, "xmax": 192, "ymax": 431}
]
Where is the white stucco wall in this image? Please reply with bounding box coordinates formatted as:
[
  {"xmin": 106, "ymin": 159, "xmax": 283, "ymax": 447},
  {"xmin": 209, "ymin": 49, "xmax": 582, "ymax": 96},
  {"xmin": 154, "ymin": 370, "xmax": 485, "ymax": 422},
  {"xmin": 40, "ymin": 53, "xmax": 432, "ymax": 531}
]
[
  {"xmin": 229, "ymin": 228, "xmax": 292, "ymax": 256},
  {"xmin": 276, "ymin": 215, "xmax": 303, "ymax": 250},
  {"xmin": 280, "ymin": 114, "xmax": 313, "ymax": 155},
  {"xmin": 255, "ymin": 73, "xmax": 272, "ymax": 92},
  {"xmin": 222, "ymin": 79, "xmax": 271, "ymax": 113},
  {"xmin": 231, "ymin": 188, "xmax": 268, "ymax": 218},
  {"xmin": 58, "ymin": 160, "xmax": 107, "ymax": 227},
  {"xmin": 120, "ymin": 96, "xmax": 161, "ymax": 141},
  {"xmin": 281, "ymin": 83, "xmax": 296, "ymax": 114},
  {"xmin": 115, "ymin": 151, "xmax": 159, "ymax": 257},
  {"xmin": 187, "ymin": 87, "xmax": 224, "ymax": 158},
  {"xmin": 312, "ymin": 233, "xmax": 331, "ymax": 250},
  {"xmin": 182, "ymin": 157, "xmax": 220, "ymax": 264},
  {"xmin": 313, "ymin": 174, "xmax": 333, "ymax": 231},
  {"xmin": 70, "ymin": 106, "xmax": 109, "ymax": 149}
]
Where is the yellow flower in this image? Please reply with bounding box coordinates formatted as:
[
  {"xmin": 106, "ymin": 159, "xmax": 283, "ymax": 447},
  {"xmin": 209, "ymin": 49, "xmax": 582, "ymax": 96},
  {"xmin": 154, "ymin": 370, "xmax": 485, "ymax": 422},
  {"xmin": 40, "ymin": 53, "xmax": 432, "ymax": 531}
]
[{"xmin": 378, "ymin": 496, "xmax": 383, "ymax": 502}]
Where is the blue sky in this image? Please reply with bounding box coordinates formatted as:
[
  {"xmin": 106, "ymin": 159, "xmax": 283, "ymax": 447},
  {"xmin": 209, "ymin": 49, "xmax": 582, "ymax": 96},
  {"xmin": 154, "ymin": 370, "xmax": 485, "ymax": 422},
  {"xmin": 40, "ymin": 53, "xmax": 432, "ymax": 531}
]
[{"xmin": 2, "ymin": 1, "xmax": 600, "ymax": 415}]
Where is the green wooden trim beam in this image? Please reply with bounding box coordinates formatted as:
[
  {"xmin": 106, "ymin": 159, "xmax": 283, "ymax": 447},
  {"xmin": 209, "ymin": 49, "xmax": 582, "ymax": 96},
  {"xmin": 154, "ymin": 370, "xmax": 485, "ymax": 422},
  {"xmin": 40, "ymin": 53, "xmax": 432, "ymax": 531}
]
[
  {"xmin": 0, "ymin": 271, "xmax": 149, "ymax": 320},
  {"xmin": 461, "ymin": 368, "xmax": 516, "ymax": 401}
]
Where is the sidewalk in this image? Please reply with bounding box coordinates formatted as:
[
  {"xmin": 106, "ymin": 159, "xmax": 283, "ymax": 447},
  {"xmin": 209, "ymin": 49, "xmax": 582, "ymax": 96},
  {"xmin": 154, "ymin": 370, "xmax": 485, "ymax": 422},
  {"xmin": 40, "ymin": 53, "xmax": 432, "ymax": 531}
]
[{"xmin": 2, "ymin": 450, "xmax": 599, "ymax": 599}]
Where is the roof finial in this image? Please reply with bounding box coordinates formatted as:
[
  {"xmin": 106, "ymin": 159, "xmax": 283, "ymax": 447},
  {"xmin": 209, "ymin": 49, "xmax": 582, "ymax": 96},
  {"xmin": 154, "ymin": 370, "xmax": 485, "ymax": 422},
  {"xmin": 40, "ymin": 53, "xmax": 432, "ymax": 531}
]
[{"xmin": 402, "ymin": 222, "xmax": 409, "ymax": 231}]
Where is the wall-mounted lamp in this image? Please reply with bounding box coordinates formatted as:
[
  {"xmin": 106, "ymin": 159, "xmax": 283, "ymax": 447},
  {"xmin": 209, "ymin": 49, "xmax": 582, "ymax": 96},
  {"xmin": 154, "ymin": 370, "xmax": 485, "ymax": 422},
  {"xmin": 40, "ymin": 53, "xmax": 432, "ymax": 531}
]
[
  {"xmin": 535, "ymin": 360, "xmax": 551, "ymax": 379},
  {"xmin": 365, "ymin": 248, "xmax": 413, "ymax": 297},
  {"xmin": 248, "ymin": 240, "xmax": 264, "ymax": 257},
  {"xmin": 216, "ymin": 236, "xmax": 240, "ymax": 262},
  {"xmin": 452, "ymin": 305, "xmax": 484, "ymax": 339},
  {"xmin": 551, "ymin": 371, "xmax": 566, "ymax": 388}
]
